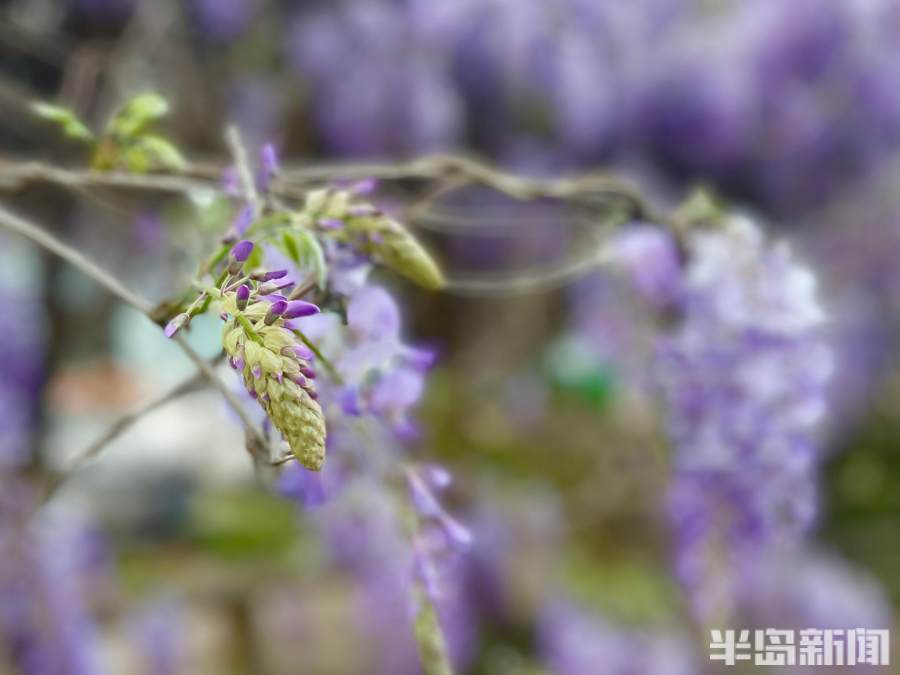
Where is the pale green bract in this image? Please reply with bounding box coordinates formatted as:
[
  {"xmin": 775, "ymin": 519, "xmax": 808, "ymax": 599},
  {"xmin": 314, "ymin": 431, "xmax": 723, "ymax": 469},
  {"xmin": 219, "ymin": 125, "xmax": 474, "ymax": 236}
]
[{"xmin": 302, "ymin": 187, "xmax": 445, "ymax": 291}]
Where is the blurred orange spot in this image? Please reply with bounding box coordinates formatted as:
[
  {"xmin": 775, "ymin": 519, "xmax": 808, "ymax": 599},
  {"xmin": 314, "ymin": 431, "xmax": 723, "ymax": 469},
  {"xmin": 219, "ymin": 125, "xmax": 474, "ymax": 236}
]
[{"xmin": 47, "ymin": 359, "xmax": 146, "ymax": 414}]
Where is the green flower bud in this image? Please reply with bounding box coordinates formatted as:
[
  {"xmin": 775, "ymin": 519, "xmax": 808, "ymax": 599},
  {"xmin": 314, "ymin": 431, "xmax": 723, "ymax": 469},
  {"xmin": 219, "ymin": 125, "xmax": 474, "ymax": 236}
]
[
  {"xmin": 220, "ymin": 289, "xmax": 327, "ymax": 470},
  {"xmin": 305, "ymin": 188, "xmax": 444, "ymax": 290},
  {"xmin": 266, "ymin": 380, "xmax": 326, "ymax": 470},
  {"xmin": 351, "ymin": 215, "xmax": 445, "ymax": 291}
]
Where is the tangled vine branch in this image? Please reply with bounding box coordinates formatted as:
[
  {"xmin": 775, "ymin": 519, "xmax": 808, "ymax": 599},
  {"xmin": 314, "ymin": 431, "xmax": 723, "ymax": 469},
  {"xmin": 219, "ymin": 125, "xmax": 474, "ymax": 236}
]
[{"xmin": 0, "ymin": 147, "xmax": 674, "ymax": 482}]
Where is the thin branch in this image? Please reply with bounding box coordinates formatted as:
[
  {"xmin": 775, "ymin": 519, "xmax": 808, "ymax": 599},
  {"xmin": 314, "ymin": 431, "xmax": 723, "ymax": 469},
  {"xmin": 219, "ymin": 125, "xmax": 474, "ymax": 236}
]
[
  {"xmin": 0, "ymin": 154, "xmax": 658, "ymax": 221},
  {"xmin": 0, "ymin": 161, "xmax": 216, "ymax": 195},
  {"xmin": 0, "ymin": 203, "xmax": 155, "ymax": 315},
  {"xmin": 0, "ymin": 156, "xmax": 664, "ymax": 300},
  {"xmin": 45, "ymin": 364, "xmax": 215, "ymax": 498},
  {"xmin": 224, "ymin": 126, "xmax": 261, "ymax": 215},
  {"xmin": 444, "ymin": 242, "xmax": 615, "ymax": 296},
  {"xmin": 173, "ymin": 333, "xmax": 266, "ymax": 449},
  {"xmin": 0, "ymin": 202, "xmax": 268, "ymax": 464}
]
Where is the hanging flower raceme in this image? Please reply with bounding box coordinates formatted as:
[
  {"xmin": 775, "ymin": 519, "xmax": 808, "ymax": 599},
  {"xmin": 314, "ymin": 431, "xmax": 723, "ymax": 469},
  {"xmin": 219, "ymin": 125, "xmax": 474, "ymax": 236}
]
[
  {"xmin": 405, "ymin": 464, "xmax": 472, "ymax": 602},
  {"xmin": 161, "ymin": 138, "xmax": 459, "ymax": 673},
  {"xmin": 654, "ymin": 215, "xmax": 833, "ymax": 621},
  {"xmin": 167, "ymin": 240, "xmax": 328, "ymax": 470}
]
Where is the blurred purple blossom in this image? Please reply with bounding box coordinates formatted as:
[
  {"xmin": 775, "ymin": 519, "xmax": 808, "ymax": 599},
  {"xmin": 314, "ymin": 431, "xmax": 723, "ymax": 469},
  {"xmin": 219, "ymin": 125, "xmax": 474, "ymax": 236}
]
[
  {"xmin": 742, "ymin": 550, "xmax": 891, "ymax": 633},
  {"xmin": 271, "ymin": 0, "xmax": 900, "ymax": 212},
  {"xmin": 299, "ymin": 281, "xmax": 433, "ymax": 439},
  {"xmin": 539, "ymin": 601, "xmax": 697, "ymax": 675},
  {"xmin": 286, "ymin": 3, "xmax": 462, "ymax": 156},
  {"xmin": 0, "ymin": 236, "xmax": 46, "ymax": 469},
  {"xmin": 656, "ymin": 216, "xmax": 833, "ymax": 620},
  {"xmin": 130, "ymin": 598, "xmax": 184, "ymax": 675},
  {"xmin": 188, "ymin": 0, "xmax": 251, "ymax": 42},
  {"xmin": 608, "ymin": 223, "xmax": 682, "ymax": 309},
  {"xmin": 0, "ymin": 497, "xmax": 107, "ymax": 675}
]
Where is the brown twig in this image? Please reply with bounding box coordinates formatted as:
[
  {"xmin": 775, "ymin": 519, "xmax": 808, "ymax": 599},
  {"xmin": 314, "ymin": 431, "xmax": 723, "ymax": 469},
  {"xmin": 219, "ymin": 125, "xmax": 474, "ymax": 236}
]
[
  {"xmin": 0, "ymin": 202, "xmax": 269, "ymax": 475},
  {"xmin": 44, "ymin": 361, "xmax": 218, "ymax": 498},
  {"xmin": 0, "ymin": 154, "xmax": 657, "ymax": 220}
]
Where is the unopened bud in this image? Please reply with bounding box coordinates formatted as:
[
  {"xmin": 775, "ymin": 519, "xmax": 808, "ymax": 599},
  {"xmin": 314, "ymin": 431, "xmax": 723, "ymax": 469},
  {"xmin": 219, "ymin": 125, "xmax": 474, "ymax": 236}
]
[
  {"xmin": 283, "ymin": 300, "xmax": 320, "ymax": 319},
  {"xmin": 228, "ymin": 240, "xmax": 254, "ymax": 274},
  {"xmin": 258, "ymin": 278, "xmax": 293, "ymax": 295},
  {"xmin": 236, "ymin": 284, "xmax": 251, "ymax": 311},
  {"xmin": 252, "ymin": 269, "xmax": 289, "ymax": 282},
  {"xmin": 164, "ymin": 312, "xmax": 190, "ymax": 338},
  {"xmin": 265, "ymin": 299, "xmax": 288, "ymax": 325}
]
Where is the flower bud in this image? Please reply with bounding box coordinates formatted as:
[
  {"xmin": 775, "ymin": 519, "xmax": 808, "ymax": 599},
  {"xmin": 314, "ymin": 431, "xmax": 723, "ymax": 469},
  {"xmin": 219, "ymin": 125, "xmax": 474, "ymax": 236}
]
[
  {"xmin": 236, "ymin": 284, "xmax": 250, "ymax": 311},
  {"xmin": 283, "ymin": 345, "xmax": 315, "ymax": 361},
  {"xmin": 265, "ymin": 299, "xmax": 288, "ymax": 325},
  {"xmin": 164, "ymin": 312, "xmax": 190, "ymax": 338},
  {"xmin": 339, "ymin": 207, "xmax": 444, "ymax": 290},
  {"xmin": 258, "ymin": 278, "xmax": 293, "ymax": 295},
  {"xmin": 252, "ymin": 269, "xmax": 289, "ymax": 282},
  {"xmin": 228, "ymin": 240, "xmax": 254, "ymax": 274},
  {"xmin": 283, "ymin": 300, "xmax": 320, "ymax": 319}
]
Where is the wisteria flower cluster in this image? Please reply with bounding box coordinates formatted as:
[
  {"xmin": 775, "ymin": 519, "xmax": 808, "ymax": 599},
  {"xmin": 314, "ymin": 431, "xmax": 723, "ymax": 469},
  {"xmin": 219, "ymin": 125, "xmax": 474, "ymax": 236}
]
[
  {"xmin": 220, "ymin": 243, "xmax": 327, "ymax": 469},
  {"xmin": 656, "ymin": 215, "xmax": 833, "ymax": 620},
  {"xmin": 588, "ymin": 212, "xmax": 838, "ymax": 623}
]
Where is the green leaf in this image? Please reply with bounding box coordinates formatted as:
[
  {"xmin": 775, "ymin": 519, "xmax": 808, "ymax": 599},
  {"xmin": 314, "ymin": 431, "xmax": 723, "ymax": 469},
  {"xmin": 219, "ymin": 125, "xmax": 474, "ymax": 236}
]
[
  {"xmin": 247, "ymin": 211, "xmax": 291, "ymax": 238},
  {"xmin": 31, "ymin": 102, "xmax": 94, "ymax": 142},
  {"xmin": 296, "ymin": 229, "xmax": 327, "ymax": 288},
  {"xmin": 281, "ymin": 229, "xmax": 301, "ymax": 265},
  {"xmin": 110, "ymin": 92, "xmax": 170, "ymax": 139},
  {"xmin": 136, "ymin": 135, "xmax": 186, "ymax": 171},
  {"xmin": 120, "ymin": 144, "xmax": 150, "ymax": 173},
  {"xmin": 279, "ymin": 229, "xmax": 327, "ymax": 289},
  {"xmin": 116, "ymin": 136, "xmax": 185, "ymax": 173}
]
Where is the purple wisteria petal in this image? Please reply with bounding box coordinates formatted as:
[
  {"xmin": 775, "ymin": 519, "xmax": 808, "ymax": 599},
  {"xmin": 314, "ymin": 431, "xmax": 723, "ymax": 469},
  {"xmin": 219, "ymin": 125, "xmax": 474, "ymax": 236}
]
[
  {"xmin": 265, "ymin": 299, "xmax": 287, "ymax": 324},
  {"xmin": 278, "ymin": 463, "xmax": 327, "ymax": 509},
  {"xmin": 346, "ymin": 285, "xmax": 401, "ymax": 342},
  {"xmin": 256, "ymin": 142, "xmax": 279, "ymax": 193},
  {"xmin": 283, "ymin": 300, "xmax": 320, "ymax": 319},
  {"xmin": 232, "ymin": 205, "xmax": 253, "ymax": 236},
  {"xmin": 370, "ymin": 369, "xmax": 426, "ymax": 419}
]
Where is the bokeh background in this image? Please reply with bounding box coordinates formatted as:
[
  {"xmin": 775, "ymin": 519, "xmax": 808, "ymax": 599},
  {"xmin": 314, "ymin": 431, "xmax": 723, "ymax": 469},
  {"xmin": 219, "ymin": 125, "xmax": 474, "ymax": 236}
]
[{"xmin": 2, "ymin": 0, "xmax": 900, "ymax": 673}]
